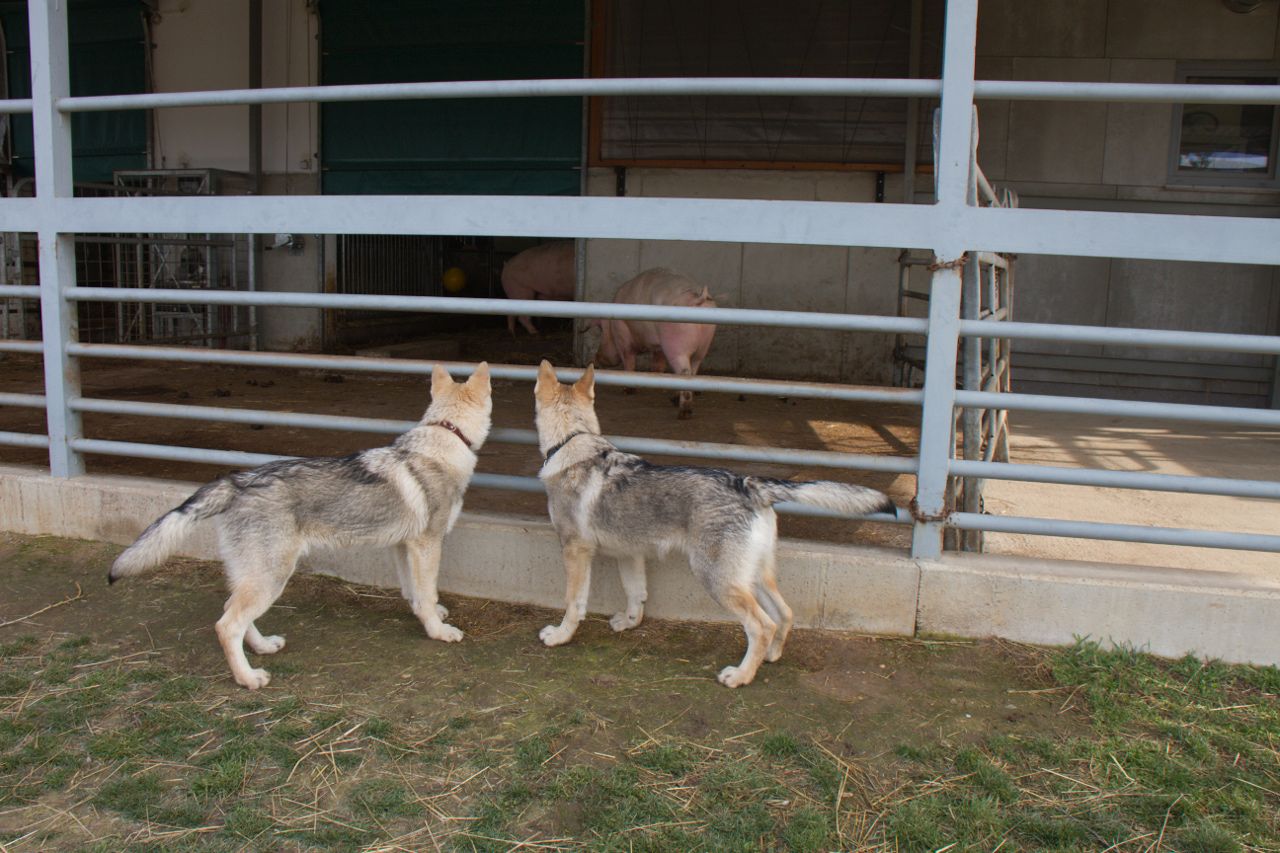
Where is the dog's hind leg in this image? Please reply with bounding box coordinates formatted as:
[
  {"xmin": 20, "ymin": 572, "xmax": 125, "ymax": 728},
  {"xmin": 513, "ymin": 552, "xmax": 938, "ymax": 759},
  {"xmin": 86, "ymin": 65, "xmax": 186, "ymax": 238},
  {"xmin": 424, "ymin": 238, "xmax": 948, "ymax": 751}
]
[
  {"xmin": 700, "ymin": 549, "xmax": 775, "ymax": 688},
  {"xmin": 541, "ymin": 541, "xmax": 595, "ymax": 646},
  {"xmin": 406, "ymin": 535, "xmax": 463, "ymax": 642},
  {"xmin": 755, "ymin": 551, "xmax": 793, "ymax": 663},
  {"xmin": 245, "ymin": 623, "xmax": 286, "ymax": 655},
  {"xmin": 716, "ymin": 582, "xmax": 776, "ymax": 688},
  {"xmin": 216, "ymin": 562, "xmax": 292, "ymax": 690},
  {"xmin": 610, "ymin": 555, "xmax": 647, "ymax": 632},
  {"xmin": 748, "ymin": 515, "xmax": 792, "ymax": 663}
]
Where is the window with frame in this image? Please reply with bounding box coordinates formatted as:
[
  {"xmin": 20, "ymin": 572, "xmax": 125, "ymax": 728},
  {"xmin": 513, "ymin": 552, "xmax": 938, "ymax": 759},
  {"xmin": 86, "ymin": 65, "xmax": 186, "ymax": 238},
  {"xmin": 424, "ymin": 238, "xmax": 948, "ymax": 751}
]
[{"xmin": 1170, "ymin": 65, "xmax": 1279, "ymax": 187}]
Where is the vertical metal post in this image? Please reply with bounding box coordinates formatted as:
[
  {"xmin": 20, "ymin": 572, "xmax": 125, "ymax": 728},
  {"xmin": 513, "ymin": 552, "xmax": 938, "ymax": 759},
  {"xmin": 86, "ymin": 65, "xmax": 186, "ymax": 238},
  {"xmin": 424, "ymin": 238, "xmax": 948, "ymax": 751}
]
[
  {"xmin": 911, "ymin": 0, "xmax": 978, "ymax": 559},
  {"xmin": 30, "ymin": 0, "xmax": 83, "ymax": 477},
  {"xmin": 901, "ymin": 0, "xmax": 924, "ymax": 204},
  {"xmin": 912, "ymin": 263, "xmax": 964, "ymax": 558},
  {"xmin": 958, "ymin": 110, "xmax": 983, "ymax": 551},
  {"xmin": 932, "ymin": 0, "xmax": 979, "ymax": 211},
  {"xmin": 248, "ymin": 0, "xmax": 262, "ymax": 351}
]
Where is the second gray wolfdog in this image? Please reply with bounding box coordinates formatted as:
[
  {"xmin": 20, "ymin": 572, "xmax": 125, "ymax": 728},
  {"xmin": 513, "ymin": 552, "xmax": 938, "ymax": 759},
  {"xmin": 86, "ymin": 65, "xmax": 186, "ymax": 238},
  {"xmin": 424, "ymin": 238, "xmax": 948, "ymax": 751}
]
[
  {"xmin": 109, "ymin": 363, "xmax": 493, "ymax": 689},
  {"xmin": 533, "ymin": 360, "xmax": 894, "ymax": 687}
]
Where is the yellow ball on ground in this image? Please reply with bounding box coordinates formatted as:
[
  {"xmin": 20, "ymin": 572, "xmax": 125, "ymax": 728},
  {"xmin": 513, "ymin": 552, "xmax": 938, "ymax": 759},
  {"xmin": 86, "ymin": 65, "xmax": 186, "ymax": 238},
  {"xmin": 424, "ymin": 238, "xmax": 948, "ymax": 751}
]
[{"xmin": 442, "ymin": 266, "xmax": 467, "ymax": 293}]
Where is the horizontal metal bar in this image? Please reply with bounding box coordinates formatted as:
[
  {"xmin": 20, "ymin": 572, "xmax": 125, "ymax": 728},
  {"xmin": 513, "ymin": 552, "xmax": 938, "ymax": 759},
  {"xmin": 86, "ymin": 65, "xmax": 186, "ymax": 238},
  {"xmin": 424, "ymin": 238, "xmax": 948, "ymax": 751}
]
[
  {"xmin": 55, "ymin": 77, "xmax": 1280, "ymax": 113},
  {"xmin": 0, "ymin": 430, "xmax": 48, "ymax": 448},
  {"xmin": 72, "ymin": 437, "xmax": 282, "ymax": 468},
  {"xmin": 0, "ymin": 340, "xmax": 43, "ymax": 355},
  {"xmin": 70, "ymin": 397, "xmax": 919, "ymax": 475},
  {"xmin": 0, "ymin": 392, "xmax": 47, "ymax": 408},
  {"xmin": 470, "ymin": 471, "xmax": 904, "ymax": 523},
  {"xmin": 0, "ymin": 98, "xmax": 33, "ymax": 113},
  {"xmin": 69, "ymin": 344, "xmax": 923, "ymax": 405},
  {"xmin": 469, "ymin": 472, "xmax": 546, "ymax": 494},
  {"xmin": 601, "ymin": 434, "xmax": 918, "ymax": 475},
  {"xmin": 0, "ymin": 198, "xmax": 39, "ymax": 232},
  {"xmin": 960, "ymin": 318, "xmax": 1280, "ymax": 355},
  {"xmin": 35, "ymin": 195, "xmax": 1280, "ymax": 266},
  {"xmin": 948, "ymin": 511, "xmax": 1280, "ymax": 553},
  {"xmin": 69, "ymin": 438, "xmax": 903, "ymax": 524},
  {"xmin": 476, "ymin": 470, "xmax": 907, "ymax": 522},
  {"xmin": 950, "ymin": 459, "xmax": 1280, "ymax": 500},
  {"xmin": 955, "ymin": 390, "xmax": 1280, "ymax": 428},
  {"xmin": 974, "ymin": 79, "xmax": 1280, "ymax": 104},
  {"xmin": 60, "ymin": 77, "xmax": 944, "ymax": 112},
  {"xmin": 66, "ymin": 287, "xmax": 927, "ymax": 334},
  {"xmin": 0, "ymin": 286, "xmax": 40, "ymax": 299},
  {"xmin": 70, "ymin": 397, "xmax": 416, "ymax": 434}
]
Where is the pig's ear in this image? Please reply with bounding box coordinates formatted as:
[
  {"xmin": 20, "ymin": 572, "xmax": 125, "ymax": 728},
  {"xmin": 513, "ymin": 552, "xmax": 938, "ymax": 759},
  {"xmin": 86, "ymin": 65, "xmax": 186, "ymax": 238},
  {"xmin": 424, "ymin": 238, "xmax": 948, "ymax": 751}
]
[
  {"xmin": 573, "ymin": 364, "xmax": 596, "ymax": 401},
  {"xmin": 431, "ymin": 363, "xmax": 453, "ymax": 397},
  {"xmin": 535, "ymin": 359, "xmax": 558, "ymax": 398}
]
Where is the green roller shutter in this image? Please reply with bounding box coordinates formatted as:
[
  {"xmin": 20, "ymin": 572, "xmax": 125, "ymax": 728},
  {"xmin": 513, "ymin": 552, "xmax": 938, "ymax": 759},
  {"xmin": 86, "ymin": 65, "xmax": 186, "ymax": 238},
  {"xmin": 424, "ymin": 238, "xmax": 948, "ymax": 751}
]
[
  {"xmin": 318, "ymin": 0, "xmax": 583, "ymax": 196},
  {"xmin": 0, "ymin": 0, "xmax": 147, "ymax": 184}
]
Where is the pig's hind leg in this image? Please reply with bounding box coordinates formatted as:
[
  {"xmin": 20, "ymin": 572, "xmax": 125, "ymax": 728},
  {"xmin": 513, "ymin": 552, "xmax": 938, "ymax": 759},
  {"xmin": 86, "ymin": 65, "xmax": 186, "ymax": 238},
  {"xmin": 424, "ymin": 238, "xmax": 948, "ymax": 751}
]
[{"xmin": 663, "ymin": 348, "xmax": 696, "ymax": 419}]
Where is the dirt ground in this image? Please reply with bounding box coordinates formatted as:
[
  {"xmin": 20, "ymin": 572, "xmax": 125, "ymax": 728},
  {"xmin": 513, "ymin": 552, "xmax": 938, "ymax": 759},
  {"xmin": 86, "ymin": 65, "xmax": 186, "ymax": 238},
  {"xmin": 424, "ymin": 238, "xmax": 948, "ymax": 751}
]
[
  {"xmin": 0, "ymin": 533, "xmax": 1064, "ymax": 755},
  {"xmin": 4, "ymin": 543, "xmax": 1279, "ymax": 851}
]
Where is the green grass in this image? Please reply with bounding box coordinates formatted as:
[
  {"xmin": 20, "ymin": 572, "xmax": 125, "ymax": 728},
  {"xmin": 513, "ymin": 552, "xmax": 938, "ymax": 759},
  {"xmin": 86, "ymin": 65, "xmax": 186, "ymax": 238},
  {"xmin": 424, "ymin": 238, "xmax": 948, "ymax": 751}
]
[
  {"xmin": 2, "ymin": 627, "xmax": 1277, "ymax": 851},
  {"xmin": 879, "ymin": 639, "xmax": 1280, "ymax": 851}
]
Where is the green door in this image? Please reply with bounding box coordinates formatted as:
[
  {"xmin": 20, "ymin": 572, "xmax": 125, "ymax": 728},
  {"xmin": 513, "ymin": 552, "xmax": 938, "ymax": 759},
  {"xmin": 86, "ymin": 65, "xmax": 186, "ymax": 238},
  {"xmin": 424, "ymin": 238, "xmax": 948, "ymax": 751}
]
[
  {"xmin": 0, "ymin": 0, "xmax": 147, "ymax": 184},
  {"xmin": 319, "ymin": 0, "xmax": 584, "ymax": 196}
]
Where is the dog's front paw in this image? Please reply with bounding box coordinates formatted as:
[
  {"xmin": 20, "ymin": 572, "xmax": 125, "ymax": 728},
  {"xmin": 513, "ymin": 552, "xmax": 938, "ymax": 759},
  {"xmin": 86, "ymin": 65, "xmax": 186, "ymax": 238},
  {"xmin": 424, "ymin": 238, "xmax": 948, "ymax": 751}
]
[
  {"xmin": 609, "ymin": 611, "xmax": 640, "ymax": 633},
  {"xmin": 237, "ymin": 668, "xmax": 271, "ymax": 690},
  {"xmin": 251, "ymin": 634, "xmax": 286, "ymax": 655},
  {"xmin": 435, "ymin": 603, "xmax": 450, "ymax": 621},
  {"xmin": 429, "ymin": 623, "xmax": 464, "ymax": 643},
  {"xmin": 539, "ymin": 624, "xmax": 574, "ymax": 647},
  {"xmin": 717, "ymin": 665, "xmax": 753, "ymax": 688}
]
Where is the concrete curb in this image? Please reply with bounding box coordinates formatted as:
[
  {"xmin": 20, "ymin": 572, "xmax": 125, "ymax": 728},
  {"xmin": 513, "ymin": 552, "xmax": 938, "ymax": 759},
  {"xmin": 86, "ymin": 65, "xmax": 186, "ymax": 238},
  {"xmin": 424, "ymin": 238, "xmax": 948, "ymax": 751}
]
[{"xmin": 3, "ymin": 464, "xmax": 1278, "ymax": 665}]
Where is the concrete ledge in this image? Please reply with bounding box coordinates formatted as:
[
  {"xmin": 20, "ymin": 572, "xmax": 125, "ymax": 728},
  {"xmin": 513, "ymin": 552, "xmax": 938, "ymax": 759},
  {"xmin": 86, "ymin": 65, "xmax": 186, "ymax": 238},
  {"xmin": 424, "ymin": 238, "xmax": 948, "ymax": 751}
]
[
  {"xmin": 0, "ymin": 465, "xmax": 920, "ymax": 637},
  {"xmin": 5, "ymin": 464, "xmax": 1279, "ymax": 665},
  {"xmin": 917, "ymin": 552, "xmax": 1280, "ymax": 667}
]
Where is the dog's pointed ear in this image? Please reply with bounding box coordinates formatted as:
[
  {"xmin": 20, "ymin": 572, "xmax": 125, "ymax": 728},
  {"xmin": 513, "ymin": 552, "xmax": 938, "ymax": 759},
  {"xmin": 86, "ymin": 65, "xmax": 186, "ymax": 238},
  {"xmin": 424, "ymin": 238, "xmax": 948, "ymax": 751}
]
[
  {"xmin": 466, "ymin": 361, "xmax": 491, "ymax": 392},
  {"xmin": 430, "ymin": 363, "xmax": 452, "ymax": 397},
  {"xmin": 535, "ymin": 359, "xmax": 558, "ymax": 397},
  {"xmin": 573, "ymin": 364, "xmax": 596, "ymax": 401}
]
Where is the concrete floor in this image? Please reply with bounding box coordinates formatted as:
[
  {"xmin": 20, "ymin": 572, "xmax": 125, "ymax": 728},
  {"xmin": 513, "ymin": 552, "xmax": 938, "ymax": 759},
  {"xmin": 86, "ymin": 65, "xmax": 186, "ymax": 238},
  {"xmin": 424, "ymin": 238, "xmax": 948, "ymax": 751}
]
[{"xmin": 983, "ymin": 412, "xmax": 1280, "ymax": 577}]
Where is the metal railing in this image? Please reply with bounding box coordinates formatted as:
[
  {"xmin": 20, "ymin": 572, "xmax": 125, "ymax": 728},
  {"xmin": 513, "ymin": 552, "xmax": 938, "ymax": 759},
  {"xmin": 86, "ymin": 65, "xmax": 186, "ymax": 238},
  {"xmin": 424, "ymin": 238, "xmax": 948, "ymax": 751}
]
[{"xmin": 1, "ymin": 0, "xmax": 1279, "ymax": 563}]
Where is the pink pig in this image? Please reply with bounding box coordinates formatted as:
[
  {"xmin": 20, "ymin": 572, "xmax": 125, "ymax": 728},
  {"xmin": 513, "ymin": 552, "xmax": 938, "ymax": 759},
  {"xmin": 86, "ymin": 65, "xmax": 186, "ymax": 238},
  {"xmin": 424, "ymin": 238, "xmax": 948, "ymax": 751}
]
[
  {"xmin": 501, "ymin": 241, "xmax": 576, "ymax": 336},
  {"xmin": 594, "ymin": 268, "xmax": 717, "ymax": 420}
]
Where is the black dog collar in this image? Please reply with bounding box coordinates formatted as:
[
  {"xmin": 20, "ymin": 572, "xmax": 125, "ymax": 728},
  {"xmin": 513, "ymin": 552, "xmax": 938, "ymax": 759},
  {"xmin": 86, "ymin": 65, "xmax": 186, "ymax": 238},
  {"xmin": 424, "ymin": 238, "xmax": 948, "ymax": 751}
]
[{"xmin": 543, "ymin": 430, "xmax": 589, "ymax": 462}]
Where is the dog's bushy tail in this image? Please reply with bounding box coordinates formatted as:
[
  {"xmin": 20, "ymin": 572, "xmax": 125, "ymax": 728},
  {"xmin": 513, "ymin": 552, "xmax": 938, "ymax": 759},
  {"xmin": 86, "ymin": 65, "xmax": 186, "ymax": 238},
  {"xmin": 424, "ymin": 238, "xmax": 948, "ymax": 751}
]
[
  {"xmin": 108, "ymin": 479, "xmax": 236, "ymax": 584},
  {"xmin": 748, "ymin": 478, "xmax": 895, "ymax": 518}
]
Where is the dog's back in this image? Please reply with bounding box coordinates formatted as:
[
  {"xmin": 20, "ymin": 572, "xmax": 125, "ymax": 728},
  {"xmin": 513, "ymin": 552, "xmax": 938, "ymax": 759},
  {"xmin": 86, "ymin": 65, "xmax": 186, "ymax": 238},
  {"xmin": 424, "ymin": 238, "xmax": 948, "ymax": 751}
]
[{"xmin": 545, "ymin": 441, "xmax": 890, "ymax": 559}]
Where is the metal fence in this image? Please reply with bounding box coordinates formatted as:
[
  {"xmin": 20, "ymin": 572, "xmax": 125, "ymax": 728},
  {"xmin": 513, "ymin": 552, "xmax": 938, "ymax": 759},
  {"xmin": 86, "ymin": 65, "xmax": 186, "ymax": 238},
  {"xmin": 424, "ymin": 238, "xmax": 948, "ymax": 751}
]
[{"xmin": 1, "ymin": 0, "xmax": 1279, "ymax": 564}]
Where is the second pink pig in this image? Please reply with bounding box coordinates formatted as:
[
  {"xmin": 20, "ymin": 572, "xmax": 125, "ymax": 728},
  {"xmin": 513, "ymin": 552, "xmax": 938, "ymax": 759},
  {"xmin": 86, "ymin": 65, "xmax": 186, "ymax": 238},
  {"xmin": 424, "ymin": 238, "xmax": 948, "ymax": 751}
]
[{"xmin": 594, "ymin": 267, "xmax": 717, "ymax": 420}]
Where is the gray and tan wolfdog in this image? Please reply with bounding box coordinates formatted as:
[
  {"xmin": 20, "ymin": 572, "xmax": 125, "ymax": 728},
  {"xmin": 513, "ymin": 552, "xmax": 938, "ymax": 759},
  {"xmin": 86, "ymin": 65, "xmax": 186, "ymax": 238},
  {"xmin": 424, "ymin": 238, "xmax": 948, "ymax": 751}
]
[
  {"xmin": 533, "ymin": 360, "xmax": 894, "ymax": 688},
  {"xmin": 109, "ymin": 363, "xmax": 493, "ymax": 689}
]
